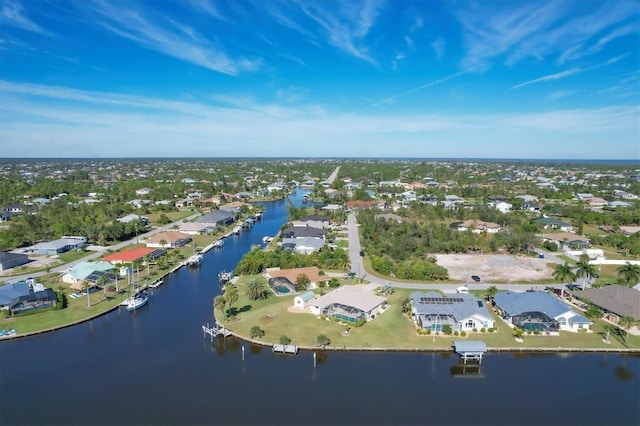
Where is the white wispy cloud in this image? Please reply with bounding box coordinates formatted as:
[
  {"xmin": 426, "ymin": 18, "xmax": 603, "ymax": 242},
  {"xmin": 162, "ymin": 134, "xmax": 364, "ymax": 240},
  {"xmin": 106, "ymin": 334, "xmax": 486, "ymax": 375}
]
[
  {"xmin": 1, "ymin": 81, "xmax": 637, "ymax": 159},
  {"xmin": 0, "ymin": 0, "xmax": 50, "ymax": 35},
  {"xmin": 367, "ymin": 70, "xmax": 471, "ymax": 108},
  {"xmin": 455, "ymin": 0, "xmax": 638, "ymax": 70},
  {"xmin": 82, "ymin": 0, "xmax": 260, "ymax": 75},
  {"xmin": 431, "ymin": 37, "xmax": 446, "ymax": 60},
  {"xmin": 190, "ymin": 0, "xmax": 226, "ymax": 21},
  {"xmin": 511, "ymin": 54, "xmax": 630, "ymax": 89},
  {"xmin": 273, "ymin": 0, "xmax": 386, "ymax": 64}
]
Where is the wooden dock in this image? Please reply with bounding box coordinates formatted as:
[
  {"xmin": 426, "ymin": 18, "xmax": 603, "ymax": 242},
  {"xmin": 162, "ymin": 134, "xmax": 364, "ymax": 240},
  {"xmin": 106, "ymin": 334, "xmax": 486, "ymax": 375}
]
[
  {"xmin": 202, "ymin": 322, "xmax": 232, "ymax": 341},
  {"xmin": 272, "ymin": 344, "xmax": 299, "ymax": 355}
]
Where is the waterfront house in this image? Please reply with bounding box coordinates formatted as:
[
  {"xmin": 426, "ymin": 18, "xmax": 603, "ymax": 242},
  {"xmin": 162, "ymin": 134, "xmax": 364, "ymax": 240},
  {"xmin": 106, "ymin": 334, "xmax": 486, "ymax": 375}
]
[
  {"xmin": 62, "ymin": 261, "xmax": 114, "ymax": 286},
  {"xmin": 572, "ymin": 285, "xmax": 640, "ymax": 329},
  {"xmin": 102, "ymin": 247, "xmax": 165, "ymax": 266},
  {"xmin": 265, "ymin": 267, "xmax": 326, "ymax": 291},
  {"xmin": 0, "ymin": 251, "xmax": 30, "ymax": 271},
  {"xmin": 410, "ymin": 291, "xmax": 495, "ymax": 333},
  {"xmin": 291, "ymin": 215, "xmax": 331, "ymax": 229},
  {"xmin": 280, "ymin": 236, "xmax": 325, "ymax": 254},
  {"xmin": 146, "ymin": 231, "xmax": 192, "ymax": 248},
  {"xmin": 281, "ymin": 226, "xmax": 326, "ymax": 239},
  {"xmin": 195, "ymin": 210, "xmax": 235, "ymax": 227},
  {"xmin": 494, "ymin": 291, "xmax": 591, "ymax": 333},
  {"xmin": 0, "ymin": 279, "xmax": 56, "ymax": 316},
  {"xmin": 178, "ymin": 222, "xmax": 217, "ymax": 235},
  {"xmin": 309, "ymin": 285, "xmax": 387, "ymax": 323}
]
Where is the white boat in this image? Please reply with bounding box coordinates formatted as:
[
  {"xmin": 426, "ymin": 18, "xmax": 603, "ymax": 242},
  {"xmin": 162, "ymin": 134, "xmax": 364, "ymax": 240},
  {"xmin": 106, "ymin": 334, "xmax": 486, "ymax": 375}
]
[
  {"xmin": 149, "ymin": 279, "xmax": 163, "ymax": 289},
  {"xmin": 126, "ymin": 294, "xmax": 149, "ymax": 312},
  {"xmin": 232, "ymin": 226, "xmax": 242, "ymax": 235},
  {"xmin": 212, "ymin": 239, "xmax": 224, "ymax": 248},
  {"xmin": 263, "ymin": 236, "xmax": 273, "ymax": 243},
  {"xmin": 187, "ymin": 253, "xmax": 203, "ymax": 266}
]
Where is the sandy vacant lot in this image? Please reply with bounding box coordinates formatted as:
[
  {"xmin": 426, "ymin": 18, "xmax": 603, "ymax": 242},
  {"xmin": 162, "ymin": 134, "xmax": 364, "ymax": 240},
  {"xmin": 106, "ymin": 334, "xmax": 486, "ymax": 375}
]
[{"xmin": 436, "ymin": 254, "xmax": 554, "ymax": 283}]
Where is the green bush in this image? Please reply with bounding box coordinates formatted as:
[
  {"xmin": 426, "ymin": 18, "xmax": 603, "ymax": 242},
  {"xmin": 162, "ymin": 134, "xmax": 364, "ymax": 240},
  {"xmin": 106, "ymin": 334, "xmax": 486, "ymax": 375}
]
[
  {"xmin": 577, "ymin": 328, "xmax": 587, "ymax": 333},
  {"xmin": 460, "ymin": 331, "xmax": 467, "ymax": 337},
  {"xmin": 426, "ymin": 329, "xmax": 431, "ymax": 335},
  {"xmin": 472, "ymin": 328, "xmax": 478, "ymax": 332},
  {"xmin": 480, "ymin": 327, "xmax": 486, "ymax": 333},
  {"xmin": 487, "ymin": 327, "xmax": 494, "ymax": 333},
  {"xmin": 533, "ymin": 330, "xmax": 540, "ymax": 335},
  {"xmin": 453, "ymin": 331, "xmax": 459, "ymax": 336},
  {"xmin": 417, "ymin": 329, "xmax": 423, "ymax": 335}
]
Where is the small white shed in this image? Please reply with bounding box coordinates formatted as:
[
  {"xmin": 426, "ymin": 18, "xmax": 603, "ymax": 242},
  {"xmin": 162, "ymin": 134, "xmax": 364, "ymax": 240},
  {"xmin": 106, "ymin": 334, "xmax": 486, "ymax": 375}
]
[{"xmin": 294, "ymin": 291, "xmax": 316, "ymax": 309}]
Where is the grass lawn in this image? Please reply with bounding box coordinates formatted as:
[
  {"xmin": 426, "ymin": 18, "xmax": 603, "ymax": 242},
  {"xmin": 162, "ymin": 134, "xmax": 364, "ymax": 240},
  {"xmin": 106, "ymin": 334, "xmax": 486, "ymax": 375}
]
[
  {"xmin": 146, "ymin": 211, "xmax": 194, "ymax": 225},
  {"xmin": 216, "ymin": 281, "xmax": 640, "ymax": 350}
]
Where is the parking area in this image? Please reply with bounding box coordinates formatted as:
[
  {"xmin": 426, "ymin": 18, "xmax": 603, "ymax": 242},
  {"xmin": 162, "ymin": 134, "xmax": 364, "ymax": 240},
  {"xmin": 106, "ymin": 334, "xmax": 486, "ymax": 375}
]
[{"xmin": 435, "ymin": 254, "xmax": 555, "ymax": 283}]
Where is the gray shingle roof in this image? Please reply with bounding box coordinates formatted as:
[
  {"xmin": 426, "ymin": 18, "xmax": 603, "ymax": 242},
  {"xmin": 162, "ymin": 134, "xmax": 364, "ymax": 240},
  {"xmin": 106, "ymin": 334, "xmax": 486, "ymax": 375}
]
[
  {"xmin": 494, "ymin": 291, "xmax": 572, "ymax": 318},
  {"xmin": 576, "ymin": 285, "xmax": 640, "ymax": 319}
]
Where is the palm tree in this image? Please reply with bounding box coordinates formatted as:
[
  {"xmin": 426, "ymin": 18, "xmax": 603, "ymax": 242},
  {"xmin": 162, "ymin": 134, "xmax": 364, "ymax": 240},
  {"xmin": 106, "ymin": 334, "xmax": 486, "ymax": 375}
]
[
  {"xmin": 82, "ymin": 281, "xmax": 92, "ymax": 308},
  {"xmin": 213, "ymin": 295, "xmax": 227, "ymax": 319},
  {"xmin": 617, "ymin": 262, "xmax": 640, "ymax": 288},
  {"xmin": 244, "ymin": 278, "xmax": 270, "ymax": 301},
  {"xmin": 97, "ymin": 275, "xmax": 108, "ymax": 299},
  {"xmin": 552, "ymin": 263, "xmax": 577, "ymax": 296},
  {"xmin": 485, "ymin": 286, "xmax": 498, "ymax": 302},
  {"xmin": 224, "ymin": 284, "xmax": 238, "ymax": 316},
  {"xmin": 618, "ymin": 316, "xmax": 638, "ymax": 345},
  {"xmin": 575, "ymin": 257, "xmax": 597, "ymax": 290}
]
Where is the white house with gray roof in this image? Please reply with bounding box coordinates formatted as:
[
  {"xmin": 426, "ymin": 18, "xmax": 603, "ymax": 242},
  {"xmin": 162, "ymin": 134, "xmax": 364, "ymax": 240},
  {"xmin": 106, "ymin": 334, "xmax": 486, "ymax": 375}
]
[
  {"xmin": 410, "ymin": 291, "xmax": 495, "ymax": 333},
  {"xmin": 494, "ymin": 291, "xmax": 591, "ymax": 332}
]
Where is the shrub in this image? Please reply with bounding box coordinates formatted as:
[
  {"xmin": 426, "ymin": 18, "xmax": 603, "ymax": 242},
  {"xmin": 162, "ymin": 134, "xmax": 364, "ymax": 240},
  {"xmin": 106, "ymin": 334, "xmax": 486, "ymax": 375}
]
[
  {"xmin": 480, "ymin": 327, "xmax": 486, "ymax": 333},
  {"xmin": 460, "ymin": 331, "xmax": 467, "ymax": 337},
  {"xmin": 426, "ymin": 329, "xmax": 431, "ymax": 335},
  {"xmin": 472, "ymin": 328, "xmax": 478, "ymax": 333},
  {"xmin": 487, "ymin": 327, "xmax": 494, "ymax": 333},
  {"xmin": 577, "ymin": 328, "xmax": 587, "ymax": 333},
  {"xmin": 354, "ymin": 317, "xmax": 366, "ymax": 327},
  {"xmin": 527, "ymin": 331, "xmax": 532, "ymax": 335},
  {"xmin": 453, "ymin": 331, "xmax": 459, "ymax": 336},
  {"xmin": 442, "ymin": 325, "xmax": 452, "ymax": 335},
  {"xmin": 250, "ymin": 326, "xmax": 265, "ymax": 339},
  {"xmin": 417, "ymin": 329, "xmax": 423, "ymax": 335},
  {"xmin": 533, "ymin": 330, "xmax": 540, "ymax": 335}
]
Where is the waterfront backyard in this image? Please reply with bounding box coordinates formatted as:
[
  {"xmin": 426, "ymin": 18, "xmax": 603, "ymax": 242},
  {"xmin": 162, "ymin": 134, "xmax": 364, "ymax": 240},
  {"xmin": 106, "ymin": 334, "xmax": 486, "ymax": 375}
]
[{"xmin": 217, "ymin": 277, "xmax": 640, "ymax": 351}]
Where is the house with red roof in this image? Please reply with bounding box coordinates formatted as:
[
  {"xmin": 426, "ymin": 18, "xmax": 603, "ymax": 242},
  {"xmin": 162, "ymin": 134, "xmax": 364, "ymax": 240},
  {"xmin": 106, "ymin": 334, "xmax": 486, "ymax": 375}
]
[{"xmin": 102, "ymin": 247, "xmax": 164, "ymax": 265}]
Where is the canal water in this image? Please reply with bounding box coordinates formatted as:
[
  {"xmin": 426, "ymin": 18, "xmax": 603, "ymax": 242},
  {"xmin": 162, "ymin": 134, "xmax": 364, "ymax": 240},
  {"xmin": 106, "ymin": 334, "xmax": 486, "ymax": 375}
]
[{"xmin": 1, "ymin": 193, "xmax": 639, "ymax": 426}]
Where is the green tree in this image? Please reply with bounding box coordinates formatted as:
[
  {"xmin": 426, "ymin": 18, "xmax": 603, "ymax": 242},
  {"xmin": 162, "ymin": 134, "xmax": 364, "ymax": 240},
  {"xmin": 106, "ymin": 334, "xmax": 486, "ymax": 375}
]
[
  {"xmin": 552, "ymin": 262, "xmax": 577, "ymax": 295},
  {"xmin": 485, "ymin": 286, "xmax": 498, "ymax": 302},
  {"xmin": 316, "ymin": 334, "xmax": 330, "ymax": 348},
  {"xmin": 250, "ymin": 326, "xmax": 265, "ymax": 339},
  {"xmin": 244, "ymin": 278, "xmax": 271, "ymax": 301},
  {"xmin": 82, "ymin": 281, "xmax": 92, "ymax": 308},
  {"xmin": 224, "ymin": 284, "xmax": 239, "ymax": 315},
  {"xmin": 575, "ymin": 257, "xmax": 597, "ymax": 290},
  {"xmin": 213, "ymin": 295, "xmax": 227, "ymax": 319},
  {"xmin": 279, "ymin": 335, "xmax": 291, "ymax": 346},
  {"xmin": 296, "ymin": 273, "xmax": 310, "ymax": 291},
  {"xmin": 97, "ymin": 275, "xmax": 108, "ymax": 299},
  {"xmin": 617, "ymin": 262, "xmax": 640, "ymax": 287},
  {"xmin": 618, "ymin": 316, "xmax": 638, "ymax": 345}
]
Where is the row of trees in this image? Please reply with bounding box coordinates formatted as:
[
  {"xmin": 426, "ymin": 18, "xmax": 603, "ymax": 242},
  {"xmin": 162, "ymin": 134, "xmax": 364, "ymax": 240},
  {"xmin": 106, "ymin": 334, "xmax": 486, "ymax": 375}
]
[{"xmin": 235, "ymin": 246, "xmax": 349, "ymax": 275}]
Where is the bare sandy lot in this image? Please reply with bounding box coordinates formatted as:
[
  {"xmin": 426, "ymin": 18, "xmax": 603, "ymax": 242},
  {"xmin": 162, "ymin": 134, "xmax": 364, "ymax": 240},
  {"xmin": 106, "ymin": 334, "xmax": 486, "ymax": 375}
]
[{"xmin": 435, "ymin": 254, "xmax": 554, "ymax": 283}]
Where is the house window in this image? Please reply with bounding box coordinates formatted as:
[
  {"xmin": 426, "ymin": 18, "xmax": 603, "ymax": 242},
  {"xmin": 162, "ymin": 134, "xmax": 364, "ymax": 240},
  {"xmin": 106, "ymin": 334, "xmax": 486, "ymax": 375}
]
[
  {"xmin": 557, "ymin": 317, "xmax": 567, "ymax": 325},
  {"xmin": 466, "ymin": 320, "xmax": 474, "ymax": 329}
]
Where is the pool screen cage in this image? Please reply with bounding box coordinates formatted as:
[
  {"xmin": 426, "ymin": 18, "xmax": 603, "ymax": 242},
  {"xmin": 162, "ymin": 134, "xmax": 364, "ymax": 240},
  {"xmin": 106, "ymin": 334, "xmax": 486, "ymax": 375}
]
[
  {"xmin": 323, "ymin": 303, "xmax": 365, "ymax": 323},
  {"xmin": 268, "ymin": 277, "xmax": 298, "ymax": 292},
  {"xmin": 513, "ymin": 311, "xmax": 559, "ymax": 332},
  {"xmin": 418, "ymin": 314, "xmax": 458, "ymax": 332}
]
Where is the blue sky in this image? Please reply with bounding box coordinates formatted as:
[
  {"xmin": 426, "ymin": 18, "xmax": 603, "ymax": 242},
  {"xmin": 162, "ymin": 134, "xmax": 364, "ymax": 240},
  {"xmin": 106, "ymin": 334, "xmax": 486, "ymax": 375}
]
[{"xmin": 1, "ymin": 0, "xmax": 638, "ymax": 159}]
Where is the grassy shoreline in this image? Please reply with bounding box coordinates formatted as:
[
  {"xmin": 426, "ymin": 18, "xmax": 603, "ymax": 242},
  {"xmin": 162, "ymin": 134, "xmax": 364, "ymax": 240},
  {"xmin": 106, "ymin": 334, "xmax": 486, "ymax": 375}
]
[{"xmin": 215, "ymin": 276, "xmax": 640, "ymax": 352}]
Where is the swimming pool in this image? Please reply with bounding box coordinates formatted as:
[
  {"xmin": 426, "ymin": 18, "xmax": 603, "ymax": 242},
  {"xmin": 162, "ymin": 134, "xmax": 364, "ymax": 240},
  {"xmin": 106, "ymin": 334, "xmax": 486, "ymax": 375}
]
[{"xmin": 275, "ymin": 285, "xmax": 290, "ymax": 294}]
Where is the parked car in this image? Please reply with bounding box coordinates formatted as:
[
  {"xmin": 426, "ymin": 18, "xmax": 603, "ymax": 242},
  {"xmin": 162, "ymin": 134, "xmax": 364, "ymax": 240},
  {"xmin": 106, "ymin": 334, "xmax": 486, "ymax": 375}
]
[
  {"xmin": 471, "ymin": 275, "xmax": 481, "ymax": 282},
  {"xmin": 347, "ymin": 272, "xmax": 357, "ymax": 278},
  {"xmin": 359, "ymin": 250, "xmax": 364, "ymax": 257}
]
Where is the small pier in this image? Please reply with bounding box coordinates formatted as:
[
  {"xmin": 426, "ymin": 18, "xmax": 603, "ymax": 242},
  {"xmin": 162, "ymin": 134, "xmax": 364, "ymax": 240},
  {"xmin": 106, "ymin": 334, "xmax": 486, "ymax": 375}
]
[
  {"xmin": 452, "ymin": 340, "xmax": 487, "ymax": 364},
  {"xmin": 202, "ymin": 322, "xmax": 232, "ymax": 341},
  {"xmin": 218, "ymin": 271, "xmax": 234, "ymax": 284},
  {"xmin": 272, "ymin": 344, "xmax": 299, "ymax": 355}
]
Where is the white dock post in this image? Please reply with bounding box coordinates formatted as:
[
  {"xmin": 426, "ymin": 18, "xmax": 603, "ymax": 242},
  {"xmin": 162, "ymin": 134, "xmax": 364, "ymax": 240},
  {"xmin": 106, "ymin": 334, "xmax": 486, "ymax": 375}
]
[
  {"xmin": 242, "ymin": 345, "xmax": 245, "ymax": 361},
  {"xmin": 313, "ymin": 352, "xmax": 317, "ymax": 368}
]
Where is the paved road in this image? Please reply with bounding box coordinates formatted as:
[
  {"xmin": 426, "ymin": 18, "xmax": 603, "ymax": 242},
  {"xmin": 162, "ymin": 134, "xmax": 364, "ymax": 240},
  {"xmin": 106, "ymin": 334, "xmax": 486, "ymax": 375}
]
[
  {"xmin": 346, "ymin": 213, "xmax": 559, "ymax": 293},
  {"xmin": 326, "ymin": 166, "xmax": 340, "ymax": 184},
  {"xmin": 6, "ymin": 213, "xmax": 200, "ymax": 283}
]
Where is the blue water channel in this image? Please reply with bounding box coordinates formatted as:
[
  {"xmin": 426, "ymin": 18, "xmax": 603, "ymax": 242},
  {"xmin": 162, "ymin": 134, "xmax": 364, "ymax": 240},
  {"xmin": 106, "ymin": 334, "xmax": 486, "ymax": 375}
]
[{"xmin": 1, "ymin": 192, "xmax": 639, "ymax": 426}]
